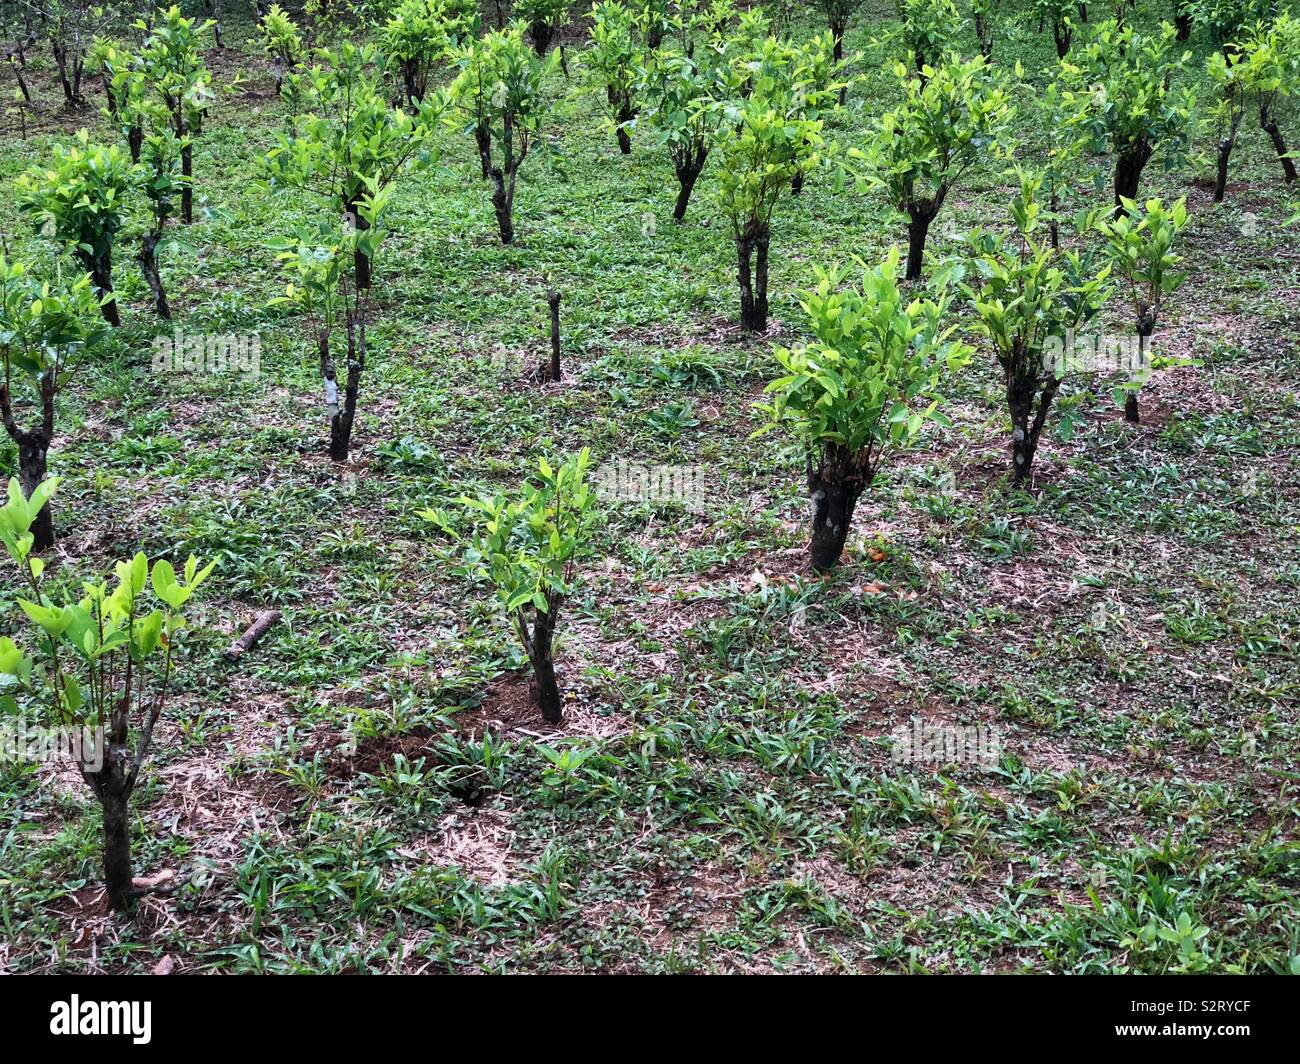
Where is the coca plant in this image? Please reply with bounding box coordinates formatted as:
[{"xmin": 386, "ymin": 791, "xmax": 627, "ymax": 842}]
[
  {"xmin": 588, "ymin": 0, "xmax": 643, "ymax": 155},
  {"xmin": 893, "ymin": 0, "xmax": 964, "ymax": 77},
  {"xmin": 0, "ymin": 260, "xmax": 107, "ymax": 549},
  {"xmin": 1206, "ymin": 46, "xmax": 1250, "ymax": 203},
  {"xmin": 0, "ymin": 479, "xmax": 214, "ymax": 911},
  {"xmin": 816, "ymin": 0, "xmax": 862, "ymax": 102},
  {"xmin": 266, "ymin": 41, "xmax": 433, "ymax": 291},
  {"xmin": 1237, "ymin": 13, "xmax": 1300, "ymax": 187},
  {"xmin": 1037, "ymin": 82, "xmax": 1092, "ymax": 249},
  {"xmin": 272, "ymin": 190, "xmax": 391, "ymax": 462},
  {"xmin": 1186, "ymin": 0, "xmax": 1272, "ymax": 57},
  {"xmin": 380, "ymin": 0, "xmax": 479, "ymax": 109},
  {"xmin": 716, "ymin": 35, "xmax": 825, "ymax": 332},
  {"xmin": 639, "ymin": 41, "xmax": 730, "ymax": 220},
  {"xmin": 1035, "ymin": 0, "xmax": 1077, "ymax": 59},
  {"xmin": 135, "ymin": 125, "xmax": 186, "ymax": 320},
  {"xmin": 963, "ymin": 173, "xmax": 1111, "ymax": 484},
  {"xmin": 422, "ymin": 451, "xmax": 597, "ymax": 725},
  {"xmin": 16, "ymin": 131, "xmax": 137, "ymax": 327},
  {"xmin": 134, "ymin": 5, "xmax": 214, "ymax": 225},
  {"xmin": 758, "ymin": 250, "xmax": 970, "ymax": 572},
  {"xmin": 516, "ymin": 0, "xmax": 569, "ymax": 57},
  {"xmin": 1064, "ymin": 20, "xmax": 1196, "ymax": 212},
  {"xmin": 1096, "ymin": 196, "xmax": 1188, "ymax": 425},
  {"xmin": 971, "ymin": 0, "xmax": 994, "ymax": 60},
  {"xmin": 788, "ymin": 29, "xmax": 844, "ymax": 198},
  {"xmin": 636, "ymin": 0, "xmax": 672, "ymax": 49},
  {"xmin": 447, "ymin": 27, "xmax": 555, "ymax": 245},
  {"xmin": 859, "ymin": 55, "xmax": 1013, "ymax": 282},
  {"xmin": 259, "ymin": 3, "xmax": 306, "ymax": 96},
  {"xmin": 43, "ymin": 0, "xmax": 118, "ymax": 109}
]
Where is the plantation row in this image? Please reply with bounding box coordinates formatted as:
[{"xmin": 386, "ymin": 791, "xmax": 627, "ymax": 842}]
[{"xmin": 0, "ymin": 0, "xmax": 1296, "ymax": 916}]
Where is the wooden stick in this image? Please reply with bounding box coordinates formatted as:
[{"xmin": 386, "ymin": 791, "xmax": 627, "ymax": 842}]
[
  {"xmin": 225, "ymin": 609, "xmax": 281, "ymax": 661},
  {"xmin": 547, "ymin": 289, "xmax": 562, "ymax": 381}
]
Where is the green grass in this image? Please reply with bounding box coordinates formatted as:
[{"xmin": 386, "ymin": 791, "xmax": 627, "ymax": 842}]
[{"xmin": 0, "ymin": 2, "xmax": 1298, "ymax": 974}]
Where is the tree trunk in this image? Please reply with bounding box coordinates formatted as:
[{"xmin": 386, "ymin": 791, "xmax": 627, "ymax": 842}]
[
  {"xmin": 672, "ymin": 149, "xmax": 706, "ymax": 221},
  {"xmin": 18, "ymin": 435, "xmax": 53, "ymax": 550},
  {"xmin": 1261, "ymin": 104, "xmax": 1297, "ymax": 185},
  {"xmin": 1113, "ymin": 141, "xmax": 1153, "ymax": 213},
  {"xmin": 610, "ymin": 88, "xmax": 633, "ymax": 154},
  {"xmin": 1126, "ymin": 326, "xmax": 1152, "ymax": 424},
  {"xmin": 490, "ymin": 166, "xmax": 514, "ymax": 244},
  {"xmin": 475, "ymin": 122, "xmax": 492, "ymax": 179},
  {"xmin": 1007, "ymin": 378, "xmax": 1041, "ymax": 484},
  {"xmin": 529, "ymin": 609, "xmax": 563, "ymax": 724},
  {"xmin": 737, "ymin": 224, "xmax": 770, "ymax": 333},
  {"xmin": 1211, "ymin": 132, "xmax": 1232, "ymax": 202},
  {"xmin": 52, "ymin": 36, "xmax": 79, "ymax": 107},
  {"xmin": 808, "ymin": 460, "xmax": 864, "ymax": 572},
  {"xmin": 99, "ymin": 778, "xmax": 134, "ymax": 912},
  {"xmin": 328, "ymin": 320, "xmax": 365, "ymax": 461},
  {"xmin": 529, "ymin": 21, "xmax": 552, "ymax": 57},
  {"xmin": 181, "ymin": 139, "xmax": 194, "ymax": 224},
  {"xmin": 831, "ymin": 21, "xmax": 847, "ymax": 106},
  {"xmin": 906, "ymin": 207, "xmax": 934, "ymax": 282},
  {"xmin": 9, "ymin": 55, "xmax": 32, "ymax": 102},
  {"xmin": 138, "ymin": 233, "xmax": 172, "ymax": 320},
  {"xmin": 975, "ymin": 15, "xmax": 993, "ymax": 60},
  {"xmin": 1053, "ymin": 20, "xmax": 1072, "ymax": 59},
  {"xmin": 346, "ymin": 197, "xmax": 372, "ymax": 289},
  {"xmin": 81, "ymin": 251, "xmax": 121, "ymax": 327},
  {"xmin": 1124, "ymin": 392, "xmax": 1140, "ymax": 424}
]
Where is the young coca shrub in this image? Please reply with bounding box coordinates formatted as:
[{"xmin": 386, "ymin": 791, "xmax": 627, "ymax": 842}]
[
  {"xmin": 587, "ymin": 1, "xmax": 643, "ymax": 155},
  {"xmin": 266, "ymin": 42, "xmax": 433, "ymax": 292},
  {"xmin": 1096, "ymin": 196, "xmax": 1188, "ymax": 425},
  {"xmin": 963, "ymin": 173, "xmax": 1111, "ymax": 484},
  {"xmin": 380, "ymin": 0, "xmax": 479, "ymax": 108},
  {"xmin": 1236, "ymin": 13, "xmax": 1300, "ymax": 188},
  {"xmin": 0, "ymin": 260, "xmax": 107, "ymax": 549},
  {"xmin": 1035, "ymin": 0, "xmax": 1077, "ymax": 59},
  {"xmin": 894, "ymin": 0, "xmax": 964, "ymax": 76},
  {"xmin": 259, "ymin": 3, "xmax": 306, "ymax": 96},
  {"xmin": 45, "ymin": 0, "xmax": 117, "ymax": 109},
  {"xmin": 446, "ymin": 27, "xmax": 554, "ymax": 244},
  {"xmin": 860, "ymin": 55, "xmax": 1013, "ymax": 282},
  {"xmin": 16, "ymin": 132, "xmax": 137, "ymax": 327},
  {"xmin": 758, "ymin": 250, "xmax": 970, "ymax": 572},
  {"xmin": 134, "ymin": 6, "xmax": 214, "ymax": 226},
  {"xmin": 515, "ymin": 0, "xmax": 569, "ymax": 57},
  {"xmin": 639, "ymin": 43, "xmax": 730, "ymax": 220},
  {"xmin": 716, "ymin": 35, "xmax": 824, "ymax": 332},
  {"xmin": 272, "ymin": 189, "xmax": 390, "ymax": 462},
  {"xmin": 0, "ymin": 479, "xmax": 214, "ymax": 911},
  {"xmin": 816, "ymin": 0, "xmax": 863, "ymax": 101},
  {"xmin": 422, "ymin": 451, "xmax": 597, "ymax": 724},
  {"xmin": 1064, "ymin": 19, "xmax": 1196, "ymax": 212}
]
